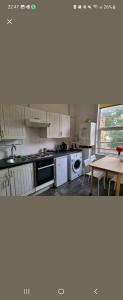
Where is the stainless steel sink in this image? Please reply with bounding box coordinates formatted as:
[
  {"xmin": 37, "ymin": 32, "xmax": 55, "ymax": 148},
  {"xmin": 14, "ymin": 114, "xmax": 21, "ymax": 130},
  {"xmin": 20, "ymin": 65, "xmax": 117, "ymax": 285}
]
[{"xmin": 6, "ymin": 158, "xmax": 16, "ymax": 164}]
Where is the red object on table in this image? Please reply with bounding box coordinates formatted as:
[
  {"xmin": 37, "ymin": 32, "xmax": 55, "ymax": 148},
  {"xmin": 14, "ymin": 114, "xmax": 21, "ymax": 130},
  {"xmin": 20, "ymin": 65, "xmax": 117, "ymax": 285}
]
[{"xmin": 116, "ymin": 146, "xmax": 123, "ymax": 156}]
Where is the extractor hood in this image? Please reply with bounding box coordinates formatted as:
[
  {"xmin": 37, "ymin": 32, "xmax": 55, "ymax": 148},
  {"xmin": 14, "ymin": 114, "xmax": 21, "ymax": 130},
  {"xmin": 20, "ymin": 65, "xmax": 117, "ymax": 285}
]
[{"xmin": 26, "ymin": 118, "xmax": 51, "ymax": 128}]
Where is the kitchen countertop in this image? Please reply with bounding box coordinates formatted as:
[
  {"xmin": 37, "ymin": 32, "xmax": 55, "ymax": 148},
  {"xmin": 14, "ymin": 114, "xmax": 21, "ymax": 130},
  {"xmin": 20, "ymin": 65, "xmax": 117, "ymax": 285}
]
[
  {"xmin": 48, "ymin": 150, "xmax": 82, "ymax": 158},
  {"xmin": 0, "ymin": 157, "xmax": 36, "ymax": 170},
  {"xmin": 0, "ymin": 150, "xmax": 82, "ymax": 170}
]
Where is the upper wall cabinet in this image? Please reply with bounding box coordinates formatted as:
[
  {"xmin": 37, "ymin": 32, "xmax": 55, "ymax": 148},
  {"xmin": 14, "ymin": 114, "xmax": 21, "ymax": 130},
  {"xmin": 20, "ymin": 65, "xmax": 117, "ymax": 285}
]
[
  {"xmin": 60, "ymin": 114, "xmax": 70, "ymax": 138},
  {"xmin": 25, "ymin": 107, "xmax": 46, "ymax": 122},
  {"xmin": 46, "ymin": 112, "xmax": 61, "ymax": 138},
  {"xmin": 46, "ymin": 112, "xmax": 70, "ymax": 138},
  {"xmin": 0, "ymin": 105, "xmax": 70, "ymax": 140},
  {"xmin": 0, "ymin": 104, "xmax": 25, "ymax": 140}
]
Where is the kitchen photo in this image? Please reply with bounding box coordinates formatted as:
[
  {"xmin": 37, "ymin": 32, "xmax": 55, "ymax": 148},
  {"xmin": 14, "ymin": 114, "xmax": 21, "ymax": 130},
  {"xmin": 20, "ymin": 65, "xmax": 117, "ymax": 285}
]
[{"xmin": 0, "ymin": 103, "xmax": 123, "ymax": 197}]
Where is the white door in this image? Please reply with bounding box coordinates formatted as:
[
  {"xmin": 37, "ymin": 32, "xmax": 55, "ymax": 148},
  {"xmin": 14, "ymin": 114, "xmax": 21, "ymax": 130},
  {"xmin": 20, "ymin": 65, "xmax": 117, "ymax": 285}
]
[
  {"xmin": 2, "ymin": 104, "xmax": 25, "ymax": 140},
  {"xmin": 0, "ymin": 169, "xmax": 11, "ymax": 196},
  {"xmin": 25, "ymin": 107, "xmax": 46, "ymax": 122},
  {"xmin": 60, "ymin": 115, "xmax": 70, "ymax": 138},
  {"xmin": 47, "ymin": 112, "xmax": 60, "ymax": 138},
  {"xmin": 9, "ymin": 163, "xmax": 34, "ymax": 196},
  {"xmin": 55, "ymin": 156, "xmax": 68, "ymax": 187}
]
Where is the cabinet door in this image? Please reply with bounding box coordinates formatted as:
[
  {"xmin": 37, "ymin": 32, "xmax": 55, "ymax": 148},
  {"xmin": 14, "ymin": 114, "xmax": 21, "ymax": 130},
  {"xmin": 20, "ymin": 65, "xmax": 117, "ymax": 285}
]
[
  {"xmin": 10, "ymin": 163, "xmax": 34, "ymax": 196},
  {"xmin": 47, "ymin": 112, "xmax": 60, "ymax": 138},
  {"xmin": 0, "ymin": 169, "xmax": 11, "ymax": 196},
  {"xmin": 2, "ymin": 104, "xmax": 25, "ymax": 140},
  {"xmin": 60, "ymin": 115, "xmax": 70, "ymax": 138},
  {"xmin": 25, "ymin": 107, "xmax": 46, "ymax": 122},
  {"xmin": 55, "ymin": 156, "xmax": 68, "ymax": 187}
]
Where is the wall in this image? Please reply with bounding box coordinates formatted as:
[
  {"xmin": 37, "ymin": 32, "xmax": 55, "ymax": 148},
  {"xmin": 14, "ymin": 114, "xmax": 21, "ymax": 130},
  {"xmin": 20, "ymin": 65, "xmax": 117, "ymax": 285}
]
[{"xmin": 29, "ymin": 104, "xmax": 69, "ymax": 115}]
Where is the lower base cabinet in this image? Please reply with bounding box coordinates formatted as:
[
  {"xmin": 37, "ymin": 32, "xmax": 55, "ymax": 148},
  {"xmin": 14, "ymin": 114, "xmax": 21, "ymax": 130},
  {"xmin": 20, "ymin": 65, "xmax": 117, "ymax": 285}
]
[
  {"xmin": 9, "ymin": 163, "xmax": 34, "ymax": 196},
  {"xmin": 0, "ymin": 163, "xmax": 35, "ymax": 196},
  {"xmin": 0, "ymin": 169, "xmax": 11, "ymax": 196}
]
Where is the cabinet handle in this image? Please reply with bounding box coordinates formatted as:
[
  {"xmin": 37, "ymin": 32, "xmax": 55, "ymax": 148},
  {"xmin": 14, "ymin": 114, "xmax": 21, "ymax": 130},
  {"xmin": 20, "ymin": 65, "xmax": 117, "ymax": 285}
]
[
  {"xmin": 5, "ymin": 175, "xmax": 10, "ymax": 187},
  {"xmin": 1, "ymin": 130, "xmax": 4, "ymax": 138},
  {"xmin": 4, "ymin": 180, "xmax": 6, "ymax": 189},
  {"xmin": 0, "ymin": 127, "xmax": 3, "ymax": 137},
  {"xmin": 6, "ymin": 176, "xmax": 10, "ymax": 186},
  {"xmin": 7, "ymin": 176, "xmax": 10, "ymax": 186},
  {"xmin": 10, "ymin": 170, "xmax": 14, "ymax": 177}
]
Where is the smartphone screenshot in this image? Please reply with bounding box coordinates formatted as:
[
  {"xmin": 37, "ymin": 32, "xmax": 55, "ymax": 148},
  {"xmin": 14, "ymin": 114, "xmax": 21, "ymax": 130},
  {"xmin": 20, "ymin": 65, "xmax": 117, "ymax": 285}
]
[{"xmin": 0, "ymin": 0, "xmax": 123, "ymax": 299}]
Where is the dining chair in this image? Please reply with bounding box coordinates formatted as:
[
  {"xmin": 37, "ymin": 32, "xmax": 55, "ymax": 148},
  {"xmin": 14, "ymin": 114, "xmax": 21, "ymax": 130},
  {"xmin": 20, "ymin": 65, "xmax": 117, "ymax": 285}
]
[
  {"xmin": 83, "ymin": 157, "xmax": 106, "ymax": 196},
  {"xmin": 108, "ymin": 175, "xmax": 123, "ymax": 196},
  {"xmin": 91, "ymin": 155, "xmax": 97, "ymax": 162}
]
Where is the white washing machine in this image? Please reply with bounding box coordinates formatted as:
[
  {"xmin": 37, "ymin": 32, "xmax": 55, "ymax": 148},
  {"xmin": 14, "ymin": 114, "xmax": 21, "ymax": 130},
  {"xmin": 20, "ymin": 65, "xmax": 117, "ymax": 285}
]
[{"xmin": 68, "ymin": 152, "xmax": 82, "ymax": 181}]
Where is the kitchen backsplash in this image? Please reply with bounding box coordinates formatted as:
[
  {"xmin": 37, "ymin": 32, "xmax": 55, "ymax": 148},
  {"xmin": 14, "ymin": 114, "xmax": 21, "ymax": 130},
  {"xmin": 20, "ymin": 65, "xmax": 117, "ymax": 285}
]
[{"xmin": 0, "ymin": 127, "xmax": 70, "ymax": 159}]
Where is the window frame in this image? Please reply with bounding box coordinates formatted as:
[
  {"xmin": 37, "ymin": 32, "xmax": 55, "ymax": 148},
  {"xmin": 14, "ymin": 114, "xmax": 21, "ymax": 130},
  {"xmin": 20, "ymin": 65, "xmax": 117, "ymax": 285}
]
[{"xmin": 96, "ymin": 104, "xmax": 123, "ymax": 154}]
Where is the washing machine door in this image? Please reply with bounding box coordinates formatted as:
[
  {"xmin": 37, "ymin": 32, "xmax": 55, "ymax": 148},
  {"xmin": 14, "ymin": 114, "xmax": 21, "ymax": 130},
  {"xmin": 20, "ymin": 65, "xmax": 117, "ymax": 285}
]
[{"xmin": 72, "ymin": 159, "xmax": 81, "ymax": 173}]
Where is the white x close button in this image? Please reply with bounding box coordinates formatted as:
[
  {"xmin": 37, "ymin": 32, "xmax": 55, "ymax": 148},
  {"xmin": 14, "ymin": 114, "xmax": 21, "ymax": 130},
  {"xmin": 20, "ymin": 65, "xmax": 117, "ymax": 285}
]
[{"xmin": 7, "ymin": 18, "xmax": 13, "ymax": 24}]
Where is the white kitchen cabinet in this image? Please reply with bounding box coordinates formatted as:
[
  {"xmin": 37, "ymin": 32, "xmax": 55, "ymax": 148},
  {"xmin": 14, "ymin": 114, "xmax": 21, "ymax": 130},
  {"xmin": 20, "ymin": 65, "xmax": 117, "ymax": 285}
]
[
  {"xmin": 55, "ymin": 156, "xmax": 68, "ymax": 187},
  {"xmin": 0, "ymin": 169, "xmax": 11, "ymax": 196},
  {"xmin": 60, "ymin": 114, "xmax": 70, "ymax": 138},
  {"xmin": 9, "ymin": 163, "xmax": 34, "ymax": 196},
  {"xmin": 46, "ymin": 112, "xmax": 70, "ymax": 138},
  {"xmin": 47, "ymin": 112, "xmax": 60, "ymax": 138},
  {"xmin": 1, "ymin": 104, "xmax": 25, "ymax": 140},
  {"xmin": 25, "ymin": 107, "xmax": 46, "ymax": 122},
  {"xmin": 24, "ymin": 107, "xmax": 70, "ymax": 139}
]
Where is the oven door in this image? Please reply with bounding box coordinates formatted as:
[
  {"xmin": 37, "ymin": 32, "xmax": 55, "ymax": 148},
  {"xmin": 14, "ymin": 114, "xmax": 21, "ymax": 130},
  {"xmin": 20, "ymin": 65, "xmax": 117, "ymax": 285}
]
[{"xmin": 36, "ymin": 164, "xmax": 54, "ymax": 187}]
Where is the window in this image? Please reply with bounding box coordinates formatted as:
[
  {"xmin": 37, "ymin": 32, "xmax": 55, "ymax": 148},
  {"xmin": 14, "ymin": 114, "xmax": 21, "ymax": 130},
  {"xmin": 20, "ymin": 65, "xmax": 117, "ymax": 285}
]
[{"xmin": 97, "ymin": 105, "xmax": 123, "ymax": 154}]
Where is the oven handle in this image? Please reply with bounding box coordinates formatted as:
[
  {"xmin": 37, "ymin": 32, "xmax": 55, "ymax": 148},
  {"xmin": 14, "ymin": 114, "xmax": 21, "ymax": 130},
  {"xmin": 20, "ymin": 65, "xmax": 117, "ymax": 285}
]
[{"xmin": 38, "ymin": 164, "xmax": 54, "ymax": 171}]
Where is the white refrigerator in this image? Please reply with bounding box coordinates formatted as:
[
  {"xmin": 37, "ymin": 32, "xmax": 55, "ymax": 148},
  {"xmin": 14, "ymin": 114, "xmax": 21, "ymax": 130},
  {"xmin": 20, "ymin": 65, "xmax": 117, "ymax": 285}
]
[
  {"xmin": 79, "ymin": 122, "xmax": 96, "ymax": 147},
  {"xmin": 54, "ymin": 156, "xmax": 68, "ymax": 187},
  {"xmin": 79, "ymin": 122, "xmax": 96, "ymax": 174}
]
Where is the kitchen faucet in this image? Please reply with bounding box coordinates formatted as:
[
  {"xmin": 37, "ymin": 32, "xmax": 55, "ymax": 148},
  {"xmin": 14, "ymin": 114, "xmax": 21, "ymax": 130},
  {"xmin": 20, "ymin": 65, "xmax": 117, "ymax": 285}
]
[{"xmin": 11, "ymin": 144, "xmax": 16, "ymax": 158}]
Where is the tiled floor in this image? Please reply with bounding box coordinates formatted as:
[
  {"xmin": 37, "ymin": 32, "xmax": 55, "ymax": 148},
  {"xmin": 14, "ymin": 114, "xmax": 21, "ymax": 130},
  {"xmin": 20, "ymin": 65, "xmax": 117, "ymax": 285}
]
[{"xmin": 38, "ymin": 176, "xmax": 122, "ymax": 196}]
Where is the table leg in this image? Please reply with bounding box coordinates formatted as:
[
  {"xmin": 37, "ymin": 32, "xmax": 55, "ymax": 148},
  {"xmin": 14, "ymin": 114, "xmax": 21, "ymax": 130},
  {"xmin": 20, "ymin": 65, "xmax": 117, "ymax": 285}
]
[
  {"xmin": 106, "ymin": 171, "xmax": 108, "ymax": 181},
  {"xmin": 115, "ymin": 174, "xmax": 121, "ymax": 196},
  {"xmin": 90, "ymin": 167, "xmax": 94, "ymax": 195}
]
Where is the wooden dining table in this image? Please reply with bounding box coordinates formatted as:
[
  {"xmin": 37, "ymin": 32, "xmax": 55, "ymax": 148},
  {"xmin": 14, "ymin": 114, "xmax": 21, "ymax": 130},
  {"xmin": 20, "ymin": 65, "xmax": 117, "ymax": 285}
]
[{"xmin": 89, "ymin": 156, "xmax": 123, "ymax": 196}]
